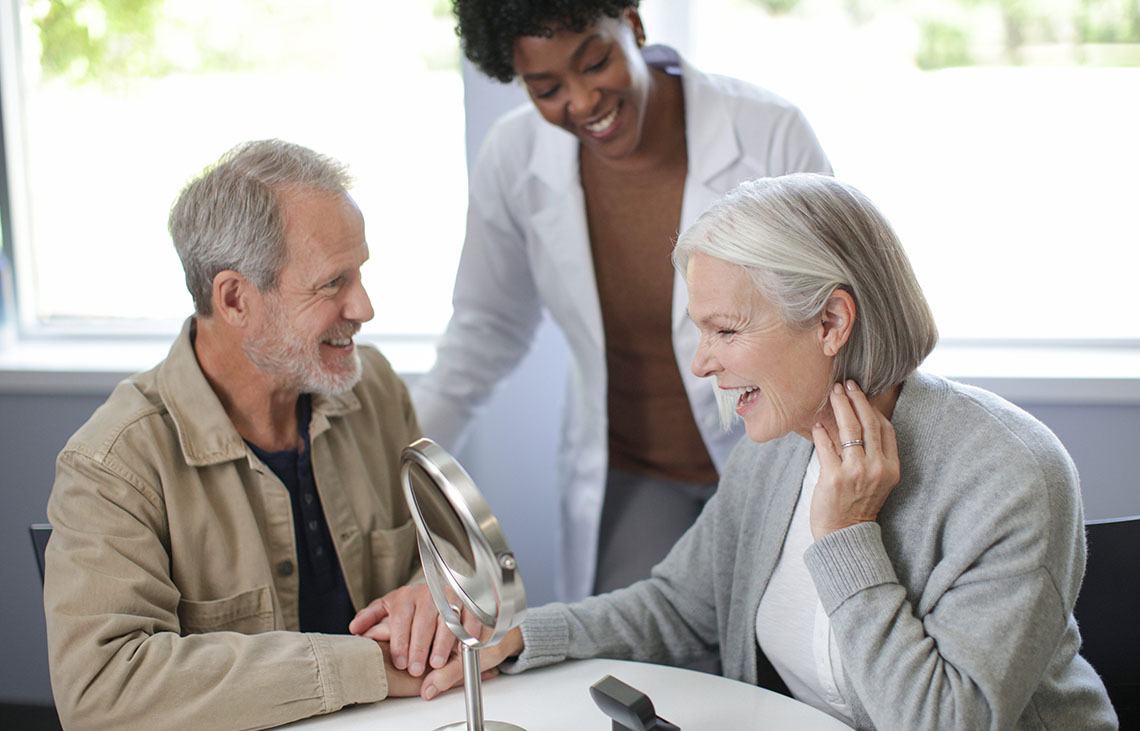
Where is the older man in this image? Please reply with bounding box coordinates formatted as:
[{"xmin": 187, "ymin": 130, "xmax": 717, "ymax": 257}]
[{"xmin": 44, "ymin": 140, "xmax": 447, "ymax": 730}]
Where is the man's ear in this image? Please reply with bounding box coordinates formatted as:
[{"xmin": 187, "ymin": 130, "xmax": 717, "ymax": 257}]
[
  {"xmin": 211, "ymin": 270, "xmax": 255, "ymax": 327},
  {"xmin": 819, "ymin": 288, "xmax": 856, "ymax": 357}
]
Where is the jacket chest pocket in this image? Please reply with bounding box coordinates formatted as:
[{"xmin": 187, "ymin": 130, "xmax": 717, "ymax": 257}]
[
  {"xmin": 369, "ymin": 520, "xmax": 418, "ymax": 597},
  {"xmin": 178, "ymin": 585, "xmax": 274, "ymax": 635}
]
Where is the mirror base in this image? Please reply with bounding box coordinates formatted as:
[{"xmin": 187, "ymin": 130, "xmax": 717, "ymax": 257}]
[{"xmin": 432, "ymin": 722, "xmax": 526, "ymax": 731}]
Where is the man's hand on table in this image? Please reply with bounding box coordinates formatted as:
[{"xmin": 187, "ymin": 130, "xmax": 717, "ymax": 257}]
[
  {"xmin": 350, "ymin": 583, "xmax": 483, "ymax": 679},
  {"xmin": 376, "ymin": 638, "xmax": 503, "ymax": 700}
]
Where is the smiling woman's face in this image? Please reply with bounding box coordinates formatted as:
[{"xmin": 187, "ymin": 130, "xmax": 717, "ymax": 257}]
[
  {"xmin": 511, "ymin": 11, "xmax": 653, "ymax": 163},
  {"xmin": 686, "ymin": 254, "xmax": 835, "ymax": 443}
]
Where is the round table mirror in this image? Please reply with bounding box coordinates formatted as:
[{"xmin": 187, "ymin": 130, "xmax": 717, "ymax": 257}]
[{"xmin": 401, "ymin": 437, "xmax": 527, "ymax": 731}]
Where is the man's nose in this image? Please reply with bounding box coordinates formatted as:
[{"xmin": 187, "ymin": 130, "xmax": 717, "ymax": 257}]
[{"xmin": 345, "ymin": 278, "xmax": 374, "ymax": 324}]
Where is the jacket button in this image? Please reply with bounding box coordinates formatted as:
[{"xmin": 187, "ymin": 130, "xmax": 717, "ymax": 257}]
[{"xmin": 277, "ymin": 560, "xmax": 295, "ymax": 577}]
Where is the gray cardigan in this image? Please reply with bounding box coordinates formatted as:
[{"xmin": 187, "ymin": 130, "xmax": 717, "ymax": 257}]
[{"xmin": 506, "ymin": 372, "xmax": 1116, "ymax": 729}]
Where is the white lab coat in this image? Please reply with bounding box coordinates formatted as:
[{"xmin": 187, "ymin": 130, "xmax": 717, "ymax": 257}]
[{"xmin": 415, "ymin": 50, "xmax": 832, "ymax": 601}]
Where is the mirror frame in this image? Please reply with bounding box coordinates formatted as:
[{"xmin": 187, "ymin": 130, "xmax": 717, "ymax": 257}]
[{"xmin": 401, "ymin": 437, "xmax": 527, "ymax": 647}]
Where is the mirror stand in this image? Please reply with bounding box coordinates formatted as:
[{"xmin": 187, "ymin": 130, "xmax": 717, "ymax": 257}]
[
  {"xmin": 401, "ymin": 438, "xmax": 529, "ymax": 731},
  {"xmin": 426, "ymin": 643, "xmax": 524, "ymax": 731}
]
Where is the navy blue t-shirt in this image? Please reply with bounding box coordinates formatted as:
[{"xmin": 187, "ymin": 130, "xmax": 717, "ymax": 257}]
[{"xmin": 246, "ymin": 395, "xmax": 355, "ymax": 634}]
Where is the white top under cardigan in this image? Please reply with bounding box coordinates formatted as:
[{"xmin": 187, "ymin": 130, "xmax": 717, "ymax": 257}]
[
  {"xmin": 755, "ymin": 450, "xmax": 854, "ymax": 725},
  {"xmin": 413, "ymin": 47, "xmax": 832, "ymax": 600}
]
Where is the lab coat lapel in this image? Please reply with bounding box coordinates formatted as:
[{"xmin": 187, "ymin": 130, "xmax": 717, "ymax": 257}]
[
  {"xmin": 527, "ymin": 123, "xmax": 604, "ymax": 352},
  {"xmin": 673, "ymin": 55, "xmax": 744, "ymax": 333}
]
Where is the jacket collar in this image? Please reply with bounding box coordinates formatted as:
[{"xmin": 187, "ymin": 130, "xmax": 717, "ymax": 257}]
[{"xmin": 155, "ymin": 318, "xmax": 361, "ymax": 467}]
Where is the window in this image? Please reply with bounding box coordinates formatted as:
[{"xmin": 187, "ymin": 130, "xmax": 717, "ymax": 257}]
[
  {"xmin": 652, "ymin": 0, "xmax": 1140, "ymax": 344},
  {"xmin": 3, "ymin": 0, "xmax": 1138, "ymax": 388},
  {"xmin": 1, "ymin": 0, "xmax": 466, "ymax": 341}
]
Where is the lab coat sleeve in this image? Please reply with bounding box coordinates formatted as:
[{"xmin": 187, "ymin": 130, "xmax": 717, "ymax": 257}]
[
  {"xmin": 768, "ymin": 105, "xmax": 833, "ymax": 177},
  {"xmin": 413, "ymin": 131, "xmax": 545, "ymax": 452}
]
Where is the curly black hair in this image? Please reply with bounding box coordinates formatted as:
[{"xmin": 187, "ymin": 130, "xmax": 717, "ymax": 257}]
[{"xmin": 453, "ymin": 0, "xmax": 640, "ymax": 83}]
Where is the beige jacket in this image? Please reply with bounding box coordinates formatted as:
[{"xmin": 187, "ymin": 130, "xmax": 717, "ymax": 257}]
[{"xmin": 45, "ymin": 319, "xmax": 422, "ymax": 730}]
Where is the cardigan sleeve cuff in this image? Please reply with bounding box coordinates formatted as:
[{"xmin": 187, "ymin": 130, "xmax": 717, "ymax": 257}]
[
  {"xmin": 499, "ymin": 606, "xmax": 569, "ymax": 675},
  {"xmin": 309, "ymin": 633, "xmax": 388, "ymax": 711},
  {"xmin": 804, "ymin": 521, "xmax": 899, "ymax": 615}
]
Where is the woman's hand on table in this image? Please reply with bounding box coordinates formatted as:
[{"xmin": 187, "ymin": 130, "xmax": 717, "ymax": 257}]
[
  {"xmin": 810, "ymin": 380, "xmax": 900, "ymax": 540},
  {"xmin": 419, "ymin": 626, "xmax": 524, "ymax": 700}
]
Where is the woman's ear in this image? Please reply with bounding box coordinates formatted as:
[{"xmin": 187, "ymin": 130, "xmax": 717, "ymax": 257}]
[
  {"xmin": 819, "ymin": 288, "xmax": 856, "ymax": 357},
  {"xmin": 211, "ymin": 270, "xmax": 254, "ymax": 328},
  {"xmin": 625, "ymin": 8, "xmax": 646, "ymax": 47}
]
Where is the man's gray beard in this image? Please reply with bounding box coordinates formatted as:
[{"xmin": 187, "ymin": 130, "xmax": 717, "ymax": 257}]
[
  {"xmin": 713, "ymin": 382, "xmax": 740, "ymax": 431},
  {"xmin": 243, "ymin": 300, "xmax": 363, "ymax": 397}
]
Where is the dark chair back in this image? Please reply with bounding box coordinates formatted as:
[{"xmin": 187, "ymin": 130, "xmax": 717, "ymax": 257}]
[
  {"xmin": 1074, "ymin": 515, "xmax": 1140, "ymax": 726},
  {"xmin": 29, "ymin": 523, "xmax": 52, "ymax": 585}
]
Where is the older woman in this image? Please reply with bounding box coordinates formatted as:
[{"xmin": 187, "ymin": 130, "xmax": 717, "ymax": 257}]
[{"xmin": 420, "ymin": 174, "xmax": 1116, "ymax": 728}]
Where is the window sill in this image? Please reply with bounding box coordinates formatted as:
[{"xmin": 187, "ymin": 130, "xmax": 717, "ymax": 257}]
[
  {"xmin": 0, "ymin": 335, "xmax": 439, "ymax": 394},
  {"xmin": 921, "ymin": 343, "xmax": 1140, "ymax": 405},
  {"xmin": 1, "ymin": 337, "xmax": 1138, "ymax": 405}
]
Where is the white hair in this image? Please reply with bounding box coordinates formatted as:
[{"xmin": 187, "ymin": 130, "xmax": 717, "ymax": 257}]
[{"xmin": 674, "ymin": 173, "xmax": 938, "ymax": 397}]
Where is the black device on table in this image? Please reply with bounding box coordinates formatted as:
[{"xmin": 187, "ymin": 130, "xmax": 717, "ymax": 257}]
[{"xmin": 589, "ymin": 675, "xmax": 681, "ymax": 731}]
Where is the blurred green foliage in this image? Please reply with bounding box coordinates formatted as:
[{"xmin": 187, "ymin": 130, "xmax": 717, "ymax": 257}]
[
  {"xmin": 29, "ymin": 0, "xmax": 1140, "ymax": 82},
  {"xmin": 752, "ymin": 0, "xmax": 802, "ymax": 15},
  {"xmin": 741, "ymin": 0, "xmax": 1139, "ymax": 68},
  {"xmin": 942, "ymin": 0, "xmax": 1139, "ymax": 66},
  {"xmin": 29, "ymin": 0, "xmax": 464, "ymax": 83},
  {"xmin": 917, "ymin": 19, "xmax": 973, "ymax": 69},
  {"xmin": 31, "ymin": 0, "xmax": 165, "ymax": 81},
  {"xmin": 1077, "ymin": 0, "xmax": 1140, "ymax": 42}
]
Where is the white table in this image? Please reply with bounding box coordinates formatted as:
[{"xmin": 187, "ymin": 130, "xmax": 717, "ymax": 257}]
[{"xmin": 285, "ymin": 658, "xmax": 852, "ymax": 729}]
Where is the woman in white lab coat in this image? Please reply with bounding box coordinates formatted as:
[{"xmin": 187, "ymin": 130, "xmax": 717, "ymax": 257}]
[{"xmin": 415, "ymin": 0, "xmax": 831, "ymax": 602}]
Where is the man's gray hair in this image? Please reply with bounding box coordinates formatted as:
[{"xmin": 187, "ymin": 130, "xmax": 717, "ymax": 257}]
[
  {"xmin": 168, "ymin": 139, "xmax": 353, "ymax": 316},
  {"xmin": 673, "ymin": 173, "xmax": 938, "ymax": 397}
]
